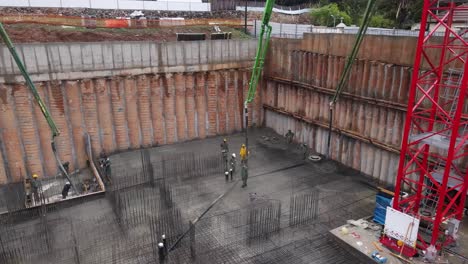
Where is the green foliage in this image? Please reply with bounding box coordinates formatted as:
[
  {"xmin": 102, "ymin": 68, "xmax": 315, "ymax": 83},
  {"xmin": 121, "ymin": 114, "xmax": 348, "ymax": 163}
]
[
  {"xmin": 314, "ymin": 0, "xmax": 423, "ymax": 29},
  {"xmin": 310, "ymin": 3, "xmax": 352, "ymax": 27},
  {"xmin": 368, "ymin": 14, "xmax": 394, "ymax": 28}
]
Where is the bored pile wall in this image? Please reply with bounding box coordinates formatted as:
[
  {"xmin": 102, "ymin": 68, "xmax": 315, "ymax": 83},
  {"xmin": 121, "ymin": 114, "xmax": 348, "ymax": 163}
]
[
  {"xmin": 263, "ymin": 35, "xmax": 416, "ymax": 185},
  {"xmin": 0, "ymin": 40, "xmax": 260, "ymax": 183}
]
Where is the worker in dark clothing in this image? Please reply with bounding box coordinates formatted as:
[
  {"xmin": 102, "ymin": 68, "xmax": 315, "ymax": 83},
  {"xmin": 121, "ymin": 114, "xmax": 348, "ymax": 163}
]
[
  {"xmin": 62, "ymin": 181, "xmax": 71, "ymax": 199},
  {"xmin": 229, "ymin": 153, "xmax": 236, "ymax": 181},
  {"xmin": 158, "ymin": 242, "xmax": 165, "ymax": 263},
  {"xmin": 221, "ymin": 138, "xmax": 229, "ymax": 172},
  {"xmin": 62, "ymin": 161, "xmax": 70, "ymax": 174},
  {"xmin": 162, "ymin": 234, "xmax": 167, "ymax": 254},
  {"xmin": 225, "ymin": 171, "xmax": 229, "ymax": 182},
  {"xmin": 99, "ymin": 155, "xmax": 111, "ymax": 182},
  {"xmin": 301, "ymin": 143, "xmax": 310, "ymax": 160},
  {"xmin": 241, "ymin": 164, "xmax": 248, "ymax": 188},
  {"xmin": 285, "ymin": 129, "xmax": 295, "ymax": 144}
]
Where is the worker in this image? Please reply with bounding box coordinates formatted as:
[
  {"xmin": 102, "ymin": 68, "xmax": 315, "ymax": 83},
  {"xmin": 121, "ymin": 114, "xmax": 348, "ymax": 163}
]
[
  {"xmin": 240, "ymin": 144, "xmax": 248, "ymax": 165},
  {"xmin": 62, "ymin": 161, "xmax": 70, "ymax": 175},
  {"xmin": 285, "ymin": 129, "xmax": 295, "ymax": 144},
  {"xmin": 162, "ymin": 234, "xmax": 167, "ymax": 254},
  {"xmin": 158, "ymin": 242, "xmax": 165, "ymax": 262},
  {"xmin": 24, "ymin": 178, "xmax": 32, "ymax": 207},
  {"xmin": 62, "ymin": 181, "xmax": 71, "ymax": 199},
  {"xmin": 225, "ymin": 171, "xmax": 229, "ymax": 182},
  {"xmin": 241, "ymin": 164, "xmax": 248, "ymax": 188},
  {"xmin": 31, "ymin": 174, "xmax": 42, "ymax": 205},
  {"xmin": 301, "ymin": 143, "xmax": 310, "ymax": 160},
  {"xmin": 99, "ymin": 154, "xmax": 111, "ymax": 182},
  {"xmin": 229, "ymin": 153, "xmax": 236, "ymax": 180},
  {"xmin": 220, "ymin": 138, "xmax": 229, "ymax": 171}
]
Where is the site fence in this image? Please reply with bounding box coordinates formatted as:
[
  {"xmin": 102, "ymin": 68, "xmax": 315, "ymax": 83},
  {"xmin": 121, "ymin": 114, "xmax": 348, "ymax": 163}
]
[
  {"xmin": 0, "ymin": 0, "xmax": 211, "ymax": 12},
  {"xmin": 252, "ymin": 20, "xmax": 447, "ymax": 39},
  {"xmin": 0, "ymin": 14, "xmax": 243, "ymax": 28}
]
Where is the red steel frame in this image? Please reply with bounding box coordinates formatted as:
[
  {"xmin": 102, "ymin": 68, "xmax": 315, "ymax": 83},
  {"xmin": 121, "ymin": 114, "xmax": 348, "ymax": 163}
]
[{"xmin": 381, "ymin": 0, "xmax": 468, "ymax": 253}]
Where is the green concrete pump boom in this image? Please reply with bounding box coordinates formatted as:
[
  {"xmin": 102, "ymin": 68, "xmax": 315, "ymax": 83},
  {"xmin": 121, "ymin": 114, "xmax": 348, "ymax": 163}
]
[
  {"xmin": 325, "ymin": 0, "xmax": 377, "ymax": 158},
  {"xmin": 244, "ymin": 0, "xmax": 275, "ymax": 160},
  {"xmin": 0, "ymin": 23, "xmax": 77, "ymax": 192}
]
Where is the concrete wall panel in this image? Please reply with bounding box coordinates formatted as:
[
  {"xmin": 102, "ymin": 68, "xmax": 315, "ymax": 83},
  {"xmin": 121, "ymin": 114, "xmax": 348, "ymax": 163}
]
[
  {"xmin": 95, "ymin": 79, "xmax": 116, "ymax": 153},
  {"xmin": 163, "ymin": 74, "xmax": 176, "ymax": 144},
  {"xmin": 175, "ymin": 73, "xmax": 187, "ymax": 141},
  {"xmin": 195, "ymin": 72, "xmax": 207, "ymax": 139}
]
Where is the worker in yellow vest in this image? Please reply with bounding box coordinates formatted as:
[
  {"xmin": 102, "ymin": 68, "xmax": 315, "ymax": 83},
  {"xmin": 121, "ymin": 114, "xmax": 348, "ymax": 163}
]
[{"xmin": 240, "ymin": 144, "xmax": 248, "ymax": 165}]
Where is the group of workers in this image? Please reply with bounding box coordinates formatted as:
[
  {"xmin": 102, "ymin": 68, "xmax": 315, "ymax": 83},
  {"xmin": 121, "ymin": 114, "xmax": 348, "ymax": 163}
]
[
  {"xmin": 220, "ymin": 130, "xmax": 309, "ymax": 188},
  {"xmin": 220, "ymin": 139, "xmax": 249, "ymax": 188}
]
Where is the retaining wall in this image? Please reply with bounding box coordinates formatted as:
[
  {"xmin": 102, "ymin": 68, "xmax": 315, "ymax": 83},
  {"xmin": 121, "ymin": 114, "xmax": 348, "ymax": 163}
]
[
  {"xmin": 262, "ymin": 35, "xmax": 425, "ymax": 185},
  {"xmin": 0, "ymin": 39, "xmax": 259, "ymax": 183}
]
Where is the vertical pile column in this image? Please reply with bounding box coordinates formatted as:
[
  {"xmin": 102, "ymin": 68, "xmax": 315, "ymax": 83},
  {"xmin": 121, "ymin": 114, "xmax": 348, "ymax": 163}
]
[
  {"xmin": 185, "ymin": 73, "xmax": 197, "ymax": 140},
  {"xmin": 13, "ymin": 83, "xmax": 44, "ymax": 177},
  {"xmin": 65, "ymin": 80, "xmax": 87, "ymax": 169},
  {"xmin": 217, "ymin": 71, "xmax": 227, "ymax": 134},
  {"xmin": 95, "ymin": 78, "xmax": 116, "ymax": 153},
  {"xmin": 48, "ymin": 81, "xmax": 74, "ymax": 172},
  {"xmin": 163, "ymin": 73, "xmax": 177, "ymax": 143},
  {"xmin": 136, "ymin": 75, "xmax": 154, "ymax": 147},
  {"xmin": 124, "ymin": 76, "xmax": 142, "ymax": 148},
  {"xmin": 195, "ymin": 72, "xmax": 207, "ymax": 139},
  {"xmin": 110, "ymin": 77, "xmax": 130, "ymax": 151},
  {"xmin": 0, "ymin": 149, "xmax": 6, "ymax": 184},
  {"xmin": 81, "ymin": 79, "xmax": 102, "ymax": 156},
  {"xmin": 33, "ymin": 82, "xmax": 57, "ymax": 176},
  {"xmin": 0, "ymin": 84, "xmax": 26, "ymax": 181},
  {"xmin": 207, "ymin": 71, "xmax": 218, "ymax": 136},
  {"xmin": 150, "ymin": 75, "xmax": 165, "ymax": 145},
  {"xmin": 226, "ymin": 70, "xmax": 237, "ymax": 133},
  {"xmin": 175, "ymin": 73, "xmax": 187, "ymax": 141}
]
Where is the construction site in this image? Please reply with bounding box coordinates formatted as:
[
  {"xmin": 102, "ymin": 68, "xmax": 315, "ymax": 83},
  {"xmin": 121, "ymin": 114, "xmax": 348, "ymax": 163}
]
[{"xmin": 0, "ymin": 0, "xmax": 467, "ymax": 263}]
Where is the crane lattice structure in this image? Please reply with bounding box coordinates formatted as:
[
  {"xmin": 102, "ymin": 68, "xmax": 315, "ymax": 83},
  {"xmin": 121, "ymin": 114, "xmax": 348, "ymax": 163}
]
[{"xmin": 381, "ymin": 0, "xmax": 468, "ymax": 257}]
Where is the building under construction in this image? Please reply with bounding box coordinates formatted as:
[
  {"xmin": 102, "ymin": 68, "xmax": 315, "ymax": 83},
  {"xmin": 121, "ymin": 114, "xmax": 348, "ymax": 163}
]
[{"xmin": 0, "ymin": 1, "xmax": 467, "ymax": 263}]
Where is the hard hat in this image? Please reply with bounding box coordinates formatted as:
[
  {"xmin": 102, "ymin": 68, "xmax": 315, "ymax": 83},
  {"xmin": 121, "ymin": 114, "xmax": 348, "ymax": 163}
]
[
  {"xmin": 158, "ymin": 242, "xmax": 164, "ymax": 248},
  {"xmin": 32, "ymin": 174, "xmax": 38, "ymax": 179},
  {"xmin": 223, "ymin": 138, "xmax": 227, "ymax": 142},
  {"xmin": 232, "ymin": 153, "xmax": 236, "ymax": 158},
  {"xmin": 225, "ymin": 171, "xmax": 229, "ymax": 175},
  {"xmin": 229, "ymin": 169, "xmax": 233, "ymax": 172},
  {"xmin": 65, "ymin": 181, "xmax": 70, "ymax": 185},
  {"xmin": 242, "ymin": 144, "xmax": 245, "ymax": 147},
  {"xmin": 162, "ymin": 234, "xmax": 166, "ymax": 239}
]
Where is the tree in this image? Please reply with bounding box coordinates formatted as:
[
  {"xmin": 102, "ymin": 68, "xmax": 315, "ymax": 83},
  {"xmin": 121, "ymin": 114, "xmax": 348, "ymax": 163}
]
[
  {"xmin": 310, "ymin": 3, "xmax": 352, "ymax": 27},
  {"xmin": 369, "ymin": 14, "xmax": 395, "ymax": 28}
]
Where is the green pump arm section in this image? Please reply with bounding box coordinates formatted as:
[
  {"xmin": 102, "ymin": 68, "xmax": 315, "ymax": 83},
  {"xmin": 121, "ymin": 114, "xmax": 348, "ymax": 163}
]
[
  {"xmin": 244, "ymin": 0, "xmax": 275, "ymax": 106},
  {"xmin": 0, "ymin": 23, "xmax": 60, "ymax": 137}
]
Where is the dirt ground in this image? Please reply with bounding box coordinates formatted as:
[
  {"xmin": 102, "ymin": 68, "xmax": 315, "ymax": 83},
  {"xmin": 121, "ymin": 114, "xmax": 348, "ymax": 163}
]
[{"xmin": 1, "ymin": 23, "xmax": 250, "ymax": 43}]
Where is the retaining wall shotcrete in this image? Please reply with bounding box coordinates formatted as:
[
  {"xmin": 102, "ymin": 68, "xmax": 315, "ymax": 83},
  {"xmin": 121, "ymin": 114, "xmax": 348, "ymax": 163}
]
[
  {"xmin": 263, "ymin": 34, "xmax": 468, "ymax": 185},
  {"xmin": 0, "ymin": 40, "xmax": 259, "ymax": 183}
]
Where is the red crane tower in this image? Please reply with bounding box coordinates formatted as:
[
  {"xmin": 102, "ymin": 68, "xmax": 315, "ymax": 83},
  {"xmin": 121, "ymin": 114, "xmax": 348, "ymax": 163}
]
[{"xmin": 380, "ymin": 0, "xmax": 468, "ymax": 258}]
